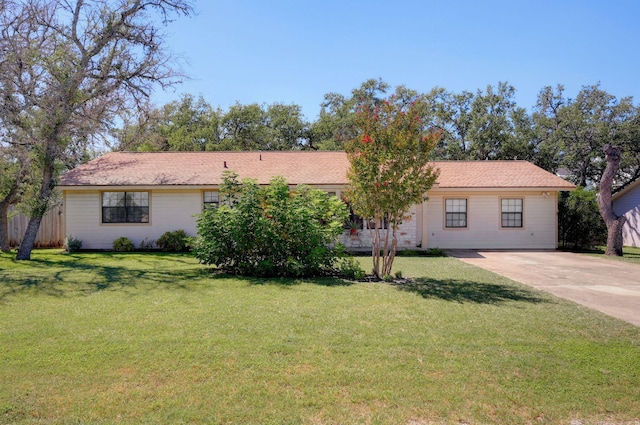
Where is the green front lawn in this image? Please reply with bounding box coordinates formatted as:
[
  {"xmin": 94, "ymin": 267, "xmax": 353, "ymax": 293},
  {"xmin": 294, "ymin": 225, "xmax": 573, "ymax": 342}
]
[
  {"xmin": 560, "ymin": 245, "xmax": 640, "ymax": 265},
  {"xmin": 609, "ymin": 246, "xmax": 640, "ymax": 265},
  {"xmin": 1, "ymin": 251, "xmax": 639, "ymax": 424}
]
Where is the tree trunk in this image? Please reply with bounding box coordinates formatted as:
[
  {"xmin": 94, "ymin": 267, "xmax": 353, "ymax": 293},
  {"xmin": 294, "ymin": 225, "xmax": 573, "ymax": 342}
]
[
  {"xmin": 371, "ymin": 225, "xmax": 381, "ymax": 278},
  {"xmin": 598, "ymin": 144, "xmax": 626, "ymax": 256},
  {"xmin": 381, "ymin": 221, "xmax": 396, "ymax": 277},
  {"xmin": 0, "ymin": 202, "xmax": 11, "ymax": 252},
  {"xmin": 16, "ymin": 162, "xmax": 55, "ymax": 260},
  {"xmin": 381, "ymin": 219, "xmax": 391, "ymax": 277},
  {"xmin": 604, "ymin": 218, "xmax": 625, "ymax": 256},
  {"xmin": 16, "ymin": 216, "xmax": 43, "ymax": 260}
]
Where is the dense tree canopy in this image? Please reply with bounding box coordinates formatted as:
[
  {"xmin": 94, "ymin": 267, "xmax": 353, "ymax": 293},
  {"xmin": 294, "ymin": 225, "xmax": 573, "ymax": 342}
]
[
  {"xmin": 309, "ymin": 78, "xmax": 390, "ymax": 150},
  {"xmin": 117, "ymin": 95, "xmax": 310, "ymax": 151},
  {"xmin": 533, "ymin": 84, "xmax": 640, "ymax": 188},
  {"xmin": 435, "ymin": 82, "xmax": 538, "ymax": 162},
  {"xmin": 113, "ymin": 81, "xmax": 640, "ymax": 194}
]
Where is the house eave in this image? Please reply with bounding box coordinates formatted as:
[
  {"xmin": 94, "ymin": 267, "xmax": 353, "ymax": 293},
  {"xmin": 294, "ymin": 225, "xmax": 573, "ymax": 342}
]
[
  {"xmin": 612, "ymin": 178, "xmax": 640, "ymax": 201},
  {"xmin": 59, "ymin": 183, "xmax": 348, "ymax": 191},
  {"xmin": 429, "ymin": 186, "xmax": 575, "ymax": 192}
]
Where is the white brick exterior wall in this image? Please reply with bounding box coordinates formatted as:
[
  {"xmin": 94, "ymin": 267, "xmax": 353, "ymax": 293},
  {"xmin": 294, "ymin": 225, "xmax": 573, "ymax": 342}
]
[{"xmin": 339, "ymin": 206, "xmax": 420, "ymax": 250}]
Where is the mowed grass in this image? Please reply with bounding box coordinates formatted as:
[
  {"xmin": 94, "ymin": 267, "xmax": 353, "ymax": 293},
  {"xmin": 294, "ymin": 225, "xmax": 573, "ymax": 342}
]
[
  {"xmin": 569, "ymin": 245, "xmax": 640, "ymax": 265},
  {"xmin": 593, "ymin": 246, "xmax": 640, "ymax": 265},
  {"xmin": 1, "ymin": 251, "xmax": 639, "ymax": 425}
]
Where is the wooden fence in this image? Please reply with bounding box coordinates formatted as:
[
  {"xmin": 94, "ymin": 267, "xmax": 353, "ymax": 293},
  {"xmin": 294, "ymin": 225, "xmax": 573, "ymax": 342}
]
[{"xmin": 8, "ymin": 204, "xmax": 64, "ymax": 248}]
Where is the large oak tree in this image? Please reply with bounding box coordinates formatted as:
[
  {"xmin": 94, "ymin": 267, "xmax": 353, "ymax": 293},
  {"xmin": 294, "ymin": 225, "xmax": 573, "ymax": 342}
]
[
  {"xmin": 533, "ymin": 84, "xmax": 640, "ymax": 255},
  {"xmin": 533, "ymin": 84, "xmax": 639, "ymax": 186},
  {"xmin": 0, "ymin": 0, "xmax": 193, "ymax": 260},
  {"xmin": 598, "ymin": 145, "xmax": 626, "ymax": 256}
]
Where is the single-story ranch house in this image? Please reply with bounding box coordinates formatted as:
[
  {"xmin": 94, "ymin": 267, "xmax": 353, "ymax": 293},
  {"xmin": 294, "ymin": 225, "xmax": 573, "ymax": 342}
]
[
  {"xmin": 59, "ymin": 151, "xmax": 575, "ymax": 250},
  {"xmin": 613, "ymin": 178, "xmax": 640, "ymax": 247}
]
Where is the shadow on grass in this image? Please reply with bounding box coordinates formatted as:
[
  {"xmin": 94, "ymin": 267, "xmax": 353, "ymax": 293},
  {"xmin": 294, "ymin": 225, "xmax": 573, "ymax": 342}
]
[
  {"xmin": 0, "ymin": 253, "xmax": 210, "ymax": 302},
  {"xmin": 244, "ymin": 275, "xmax": 354, "ymax": 287},
  {"xmin": 0, "ymin": 252, "xmax": 355, "ymax": 302},
  {"xmin": 397, "ymin": 277, "xmax": 547, "ymax": 305},
  {"xmin": 1, "ymin": 252, "xmax": 549, "ymax": 303}
]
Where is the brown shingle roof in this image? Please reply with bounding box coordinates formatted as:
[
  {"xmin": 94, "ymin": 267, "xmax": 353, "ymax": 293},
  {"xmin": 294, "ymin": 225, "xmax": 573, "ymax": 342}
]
[
  {"xmin": 59, "ymin": 151, "xmax": 575, "ymax": 190},
  {"xmin": 433, "ymin": 161, "xmax": 576, "ymax": 189},
  {"xmin": 60, "ymin": 151, "xmax": 350, "ymax": 186}
]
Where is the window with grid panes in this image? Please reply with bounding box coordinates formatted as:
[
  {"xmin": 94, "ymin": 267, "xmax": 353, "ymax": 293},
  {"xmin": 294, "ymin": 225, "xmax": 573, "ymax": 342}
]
[
  {"xmin": 501, "ymin": 198, "xmax": 523, "ymax": 228},
  {"xmin": 445, "ymin": 199, "xmax": 467, "ymax": 228},
  {"xmin": 203, "ymin": 191, "xmax": 219, "ymax": 209},
  {"xmin": 102, "ymin": 192, "xmax": 149, "ymax": 223}
]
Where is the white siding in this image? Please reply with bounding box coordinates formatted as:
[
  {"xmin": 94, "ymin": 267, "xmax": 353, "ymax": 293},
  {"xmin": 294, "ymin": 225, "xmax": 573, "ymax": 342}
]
[
  {"xmin": 64, "ymin": 189, "xmax": 203, "ymax": 250},
  {"xmin": 620, "ymin": 207, "xmax": 640, "ymax": 247},
  {"xmin": 65, "ymin": 187, "xmax": 562, "ymax": 251},
  {"xmin": 613, "ymin": 183, "xmax": 640, "ymax": 247},
  {"xmin": 422, "ymin": 191, "xmax": 558, "ymax": 249}
]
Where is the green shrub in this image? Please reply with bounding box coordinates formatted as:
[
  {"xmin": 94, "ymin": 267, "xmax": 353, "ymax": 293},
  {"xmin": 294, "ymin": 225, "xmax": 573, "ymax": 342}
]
[
  {"xmin": 337, "ymin": 256, "xmax": 366, "ymax": 280},
  {"xmin": 156, "ymin": 230, "xmax": 189, "ymax": 252},
  {"xmin": 256, "ymin": 259, "xmax": 275, "ymax": 277},
  {"xmin": 425, "ymin": 248, "xmax": 446, "ymax": 257},
  {"xmin": 113, "ymin": 237, "xmax": 135, "ymax": 252},
  {"xmin": 558, "ymin": 188, "xmax": 607, "ymax": 249},
  {"xmin": 191, "ymin": 172, "xmax": 349, "ymax": 277},
  {"xmin": 63, "ymin": 235, "xmax": 82, "ymax": 253},
  {"xmin": 396, "ymin": 248, "xmax": 446, "ymax": 257}
]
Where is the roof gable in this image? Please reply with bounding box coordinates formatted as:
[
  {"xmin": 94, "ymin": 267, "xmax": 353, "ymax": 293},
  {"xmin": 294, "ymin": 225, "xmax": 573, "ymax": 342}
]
[
  {"xmin": 60, "ymin": 151, "xmax": 575, "ymax": 190},
  {"xmin": 612, "ymin": 177, "xmax": 640, "ymax": 201},
  {"xmin": 433, "ymin": 161, "xmax": 576, "ymax": 189}
]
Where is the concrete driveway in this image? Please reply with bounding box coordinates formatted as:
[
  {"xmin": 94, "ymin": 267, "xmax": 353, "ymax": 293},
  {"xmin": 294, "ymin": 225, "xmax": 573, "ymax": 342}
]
[{"xmin": 447, "ymin": 250, "xmax": 640, "ymax": 327}]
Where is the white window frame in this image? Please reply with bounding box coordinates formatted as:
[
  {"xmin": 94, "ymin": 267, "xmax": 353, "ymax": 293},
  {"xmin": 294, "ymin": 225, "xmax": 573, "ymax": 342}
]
[
  {"xmin": 203, "ymin": 191, "xmax": 220, "ymax": 210},
  {"xmin": 445, "ymin": 198, "xmax": 468, "ymax": 228},
  {"xmin": 500, "ymin": 198, "xmax": 524, "ymax": 228},
  {"xmin": 101, "ymin": 191, "xmax": 150, "ymax": 224}
]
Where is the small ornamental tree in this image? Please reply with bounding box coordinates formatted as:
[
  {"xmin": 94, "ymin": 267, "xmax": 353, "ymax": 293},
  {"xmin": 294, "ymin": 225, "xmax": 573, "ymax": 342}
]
[{"xmin": 345, "ymin": 95, "xmax": 440, "ymax": 278}]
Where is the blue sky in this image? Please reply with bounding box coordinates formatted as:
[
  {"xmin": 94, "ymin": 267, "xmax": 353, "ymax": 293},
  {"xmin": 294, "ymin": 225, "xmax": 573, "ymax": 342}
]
[{"xmin": 152, "ymin": 0, "xmax": 640, "ymax": 120}]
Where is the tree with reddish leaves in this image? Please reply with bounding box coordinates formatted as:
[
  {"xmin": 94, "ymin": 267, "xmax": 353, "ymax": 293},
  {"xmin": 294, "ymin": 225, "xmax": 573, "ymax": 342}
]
[{"xmin": 345, "ymin": 95, "xmax": 440, "ymax": 278}]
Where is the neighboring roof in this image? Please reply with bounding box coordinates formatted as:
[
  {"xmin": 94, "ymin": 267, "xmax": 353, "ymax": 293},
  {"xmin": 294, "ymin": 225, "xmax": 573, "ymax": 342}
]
[
  {"xmin": 59, "ymin": 151, "xmax": 576, "ymax": 190},
  {"xmin": 612, "ymin": 177, "xmax": 640, "ymax": 201}
]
